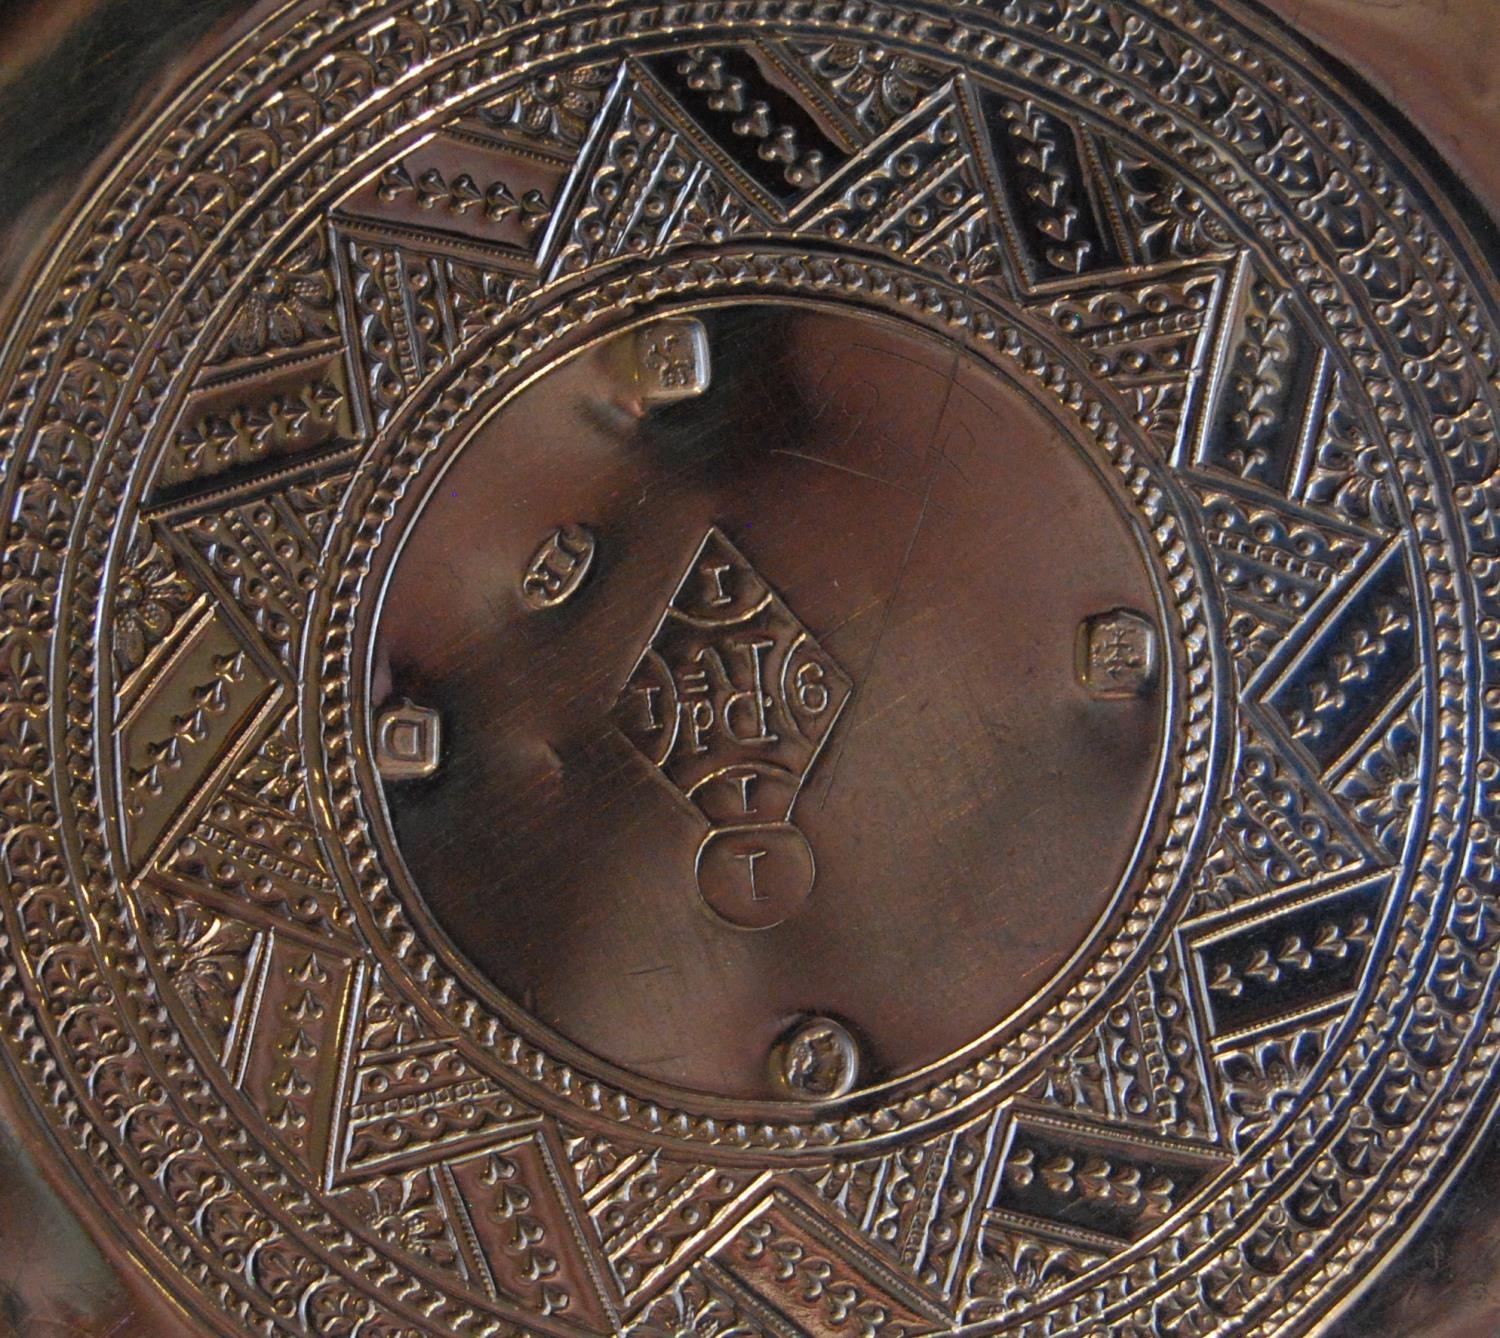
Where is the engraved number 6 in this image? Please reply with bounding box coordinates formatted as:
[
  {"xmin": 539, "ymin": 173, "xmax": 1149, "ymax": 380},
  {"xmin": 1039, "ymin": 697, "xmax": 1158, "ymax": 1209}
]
[{"xmin": 796, "ymin": 660, "xmax": 831, "ymax": 714}]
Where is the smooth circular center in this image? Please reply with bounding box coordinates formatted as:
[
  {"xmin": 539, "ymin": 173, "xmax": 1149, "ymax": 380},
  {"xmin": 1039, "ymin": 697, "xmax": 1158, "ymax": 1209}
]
[{"xmin": 373, "ymin": 302, "xmax": 1169, "ymax": 1101}]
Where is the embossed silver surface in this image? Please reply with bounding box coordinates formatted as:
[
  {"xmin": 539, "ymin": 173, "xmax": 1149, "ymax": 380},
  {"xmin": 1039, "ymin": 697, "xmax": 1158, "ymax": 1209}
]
[{"xmin": 0, "ymin": 1, "xmax": 1499, "ymax": 1335}]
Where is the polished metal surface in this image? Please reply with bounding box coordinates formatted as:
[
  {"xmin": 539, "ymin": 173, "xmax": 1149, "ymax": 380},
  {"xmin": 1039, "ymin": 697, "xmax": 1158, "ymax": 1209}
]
[
  {"xmin": 374, "ymin": 302, "xmax": 1167, "ymax": 1099},
  {"xmin": 1, "ymin": 1, "xmax": 1499, "ymax": 1335}
]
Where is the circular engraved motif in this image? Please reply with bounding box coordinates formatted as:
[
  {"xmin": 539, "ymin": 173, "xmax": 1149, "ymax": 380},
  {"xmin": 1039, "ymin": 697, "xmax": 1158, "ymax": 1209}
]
[
  {"xmin": 0, "ymin": 1, "xmax": 1494, "ymax": 1334},
  {"xmin": 366, "ymin": 299, "xmax": 1186, "ymax": 1100},
  {"xmin": 324, "ymin": 272, "xmax": 1213, "ymax": 1138},
  {"xmin": 695, "ymin": 825, "xmax": 819, "ymax": 931}
]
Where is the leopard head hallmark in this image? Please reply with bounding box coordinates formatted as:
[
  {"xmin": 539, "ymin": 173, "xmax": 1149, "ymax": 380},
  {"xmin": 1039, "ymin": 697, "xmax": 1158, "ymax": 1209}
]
[{"xmin": 612, "ymin": 526, "xmax": 852, "ymax": 928}]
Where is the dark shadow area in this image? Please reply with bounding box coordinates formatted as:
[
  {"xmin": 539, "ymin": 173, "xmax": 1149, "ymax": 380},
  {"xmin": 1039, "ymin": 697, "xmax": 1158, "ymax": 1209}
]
[{"xmin": 0, "ymin": 0, "xmax": 250, "ymax": 283}]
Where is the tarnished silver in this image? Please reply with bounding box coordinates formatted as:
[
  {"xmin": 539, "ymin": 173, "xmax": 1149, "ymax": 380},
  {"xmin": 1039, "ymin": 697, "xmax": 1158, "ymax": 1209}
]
[{"xmin": 1, "ymin": 1, "xmax": 1500, "ymax": 1335}]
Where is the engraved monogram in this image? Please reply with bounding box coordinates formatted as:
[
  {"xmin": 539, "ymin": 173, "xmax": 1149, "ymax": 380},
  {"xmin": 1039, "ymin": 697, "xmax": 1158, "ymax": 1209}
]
[{"xmin": 613, "ymin": 526, "xmax": 851, "ymax": 927}]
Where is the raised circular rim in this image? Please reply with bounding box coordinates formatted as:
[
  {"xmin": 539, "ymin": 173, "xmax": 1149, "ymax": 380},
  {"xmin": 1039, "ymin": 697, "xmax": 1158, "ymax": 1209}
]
[
  {"xmin": 317, "ymin": 277, "xmax": 1217, "ymax": 1150},
  {"xmin": 0, "ymin": 0, "xmax": 1486, "ymax": 1332}
]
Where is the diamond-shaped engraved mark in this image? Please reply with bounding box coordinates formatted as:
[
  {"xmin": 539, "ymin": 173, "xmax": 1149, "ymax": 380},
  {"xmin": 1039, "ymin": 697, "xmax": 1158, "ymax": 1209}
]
[
  {"xmin": 613, "ymin": 527, "xmax": 851, "ymax": 929},
  {"xmin": 614, "ymin": 527, "xmax": 851, "ymax": 809}
]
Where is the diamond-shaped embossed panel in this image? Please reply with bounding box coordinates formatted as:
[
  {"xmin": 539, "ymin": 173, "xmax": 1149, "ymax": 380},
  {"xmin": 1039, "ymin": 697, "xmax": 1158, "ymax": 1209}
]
[
  {"xmin": 613, "ymin": 526, "xmax": 852, "ymax": 929},
  {"xmin": 613, "ymin": 525, "xmax": 851, "ymax": 820}
]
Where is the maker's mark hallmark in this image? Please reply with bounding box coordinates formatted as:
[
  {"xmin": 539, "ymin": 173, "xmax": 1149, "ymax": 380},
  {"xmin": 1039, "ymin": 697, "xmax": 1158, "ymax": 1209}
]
[
  {"xmin": 613, "ymin": 526, "xmax": 851, "ymax": 928},
  {"xmin": 520, "ymin": 522, "xmax": 596, "ymax": 612},
  {"xmin": 633, "ymin": 317, "xmax": 711, "ymax": 406},
  {"xmin": 773, "ymin": 1016, "xmax": 862, "ymax": 1101}
]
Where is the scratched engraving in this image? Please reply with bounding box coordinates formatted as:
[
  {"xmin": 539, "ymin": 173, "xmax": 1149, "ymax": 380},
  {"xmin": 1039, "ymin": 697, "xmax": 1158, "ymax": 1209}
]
[{"xmin": 614, "ymin": 526, "xmax": 851, "ymax": 927}]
